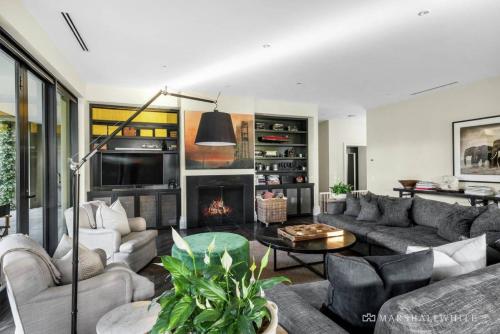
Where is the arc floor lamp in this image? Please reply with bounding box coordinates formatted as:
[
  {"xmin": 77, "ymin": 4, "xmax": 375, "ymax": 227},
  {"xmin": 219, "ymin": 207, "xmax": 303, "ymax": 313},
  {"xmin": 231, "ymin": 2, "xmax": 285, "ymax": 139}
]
[{"xmin": 69, "ymin": 87, "xmax": 236, "ymax": 333}]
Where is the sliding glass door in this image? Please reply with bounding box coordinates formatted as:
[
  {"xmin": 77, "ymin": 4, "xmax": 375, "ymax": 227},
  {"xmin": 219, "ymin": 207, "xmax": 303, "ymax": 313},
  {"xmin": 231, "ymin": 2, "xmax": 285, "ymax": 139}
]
[
  {"xmin": 57, "ymin": 93, "xmax": 72, "ymax": 241},
  {"xmin": 0, "ymin": 50, "xmax": 17, "ymax": 231}
]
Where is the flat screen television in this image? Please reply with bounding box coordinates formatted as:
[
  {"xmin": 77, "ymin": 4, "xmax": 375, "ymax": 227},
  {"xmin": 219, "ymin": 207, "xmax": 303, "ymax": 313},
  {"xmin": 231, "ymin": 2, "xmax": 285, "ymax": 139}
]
[{"xmin": 101, "ymin": 153, "xmax": 163, "ymax": 186}]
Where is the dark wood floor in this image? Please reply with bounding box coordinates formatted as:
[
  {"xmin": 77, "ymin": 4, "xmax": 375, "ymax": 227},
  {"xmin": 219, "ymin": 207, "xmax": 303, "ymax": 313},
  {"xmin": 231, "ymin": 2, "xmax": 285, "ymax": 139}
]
[{"xmin": 0, "ymin": 216, "xmax": 315, "ymax": 333}]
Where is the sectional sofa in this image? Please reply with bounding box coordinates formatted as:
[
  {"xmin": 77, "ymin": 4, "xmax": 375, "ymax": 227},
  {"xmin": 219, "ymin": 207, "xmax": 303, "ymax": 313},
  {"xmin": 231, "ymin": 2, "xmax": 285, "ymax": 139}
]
[{"xmin": 267, "ymin": 194, "xmax": 500, "ymax": 334}]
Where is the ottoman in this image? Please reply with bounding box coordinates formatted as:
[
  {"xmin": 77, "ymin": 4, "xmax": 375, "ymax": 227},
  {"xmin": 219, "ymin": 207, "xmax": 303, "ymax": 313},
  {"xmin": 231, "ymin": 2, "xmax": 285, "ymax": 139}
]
[{"xmin": 171, "ymin": 232, "xmax": 250, "ymax": 279}]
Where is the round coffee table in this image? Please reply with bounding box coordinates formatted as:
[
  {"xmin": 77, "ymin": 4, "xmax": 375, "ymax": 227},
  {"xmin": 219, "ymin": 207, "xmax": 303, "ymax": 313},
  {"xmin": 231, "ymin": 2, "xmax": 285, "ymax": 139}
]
[{"xmin": 256, "ymin": 224, "xmax": 357, "ymax": 278}]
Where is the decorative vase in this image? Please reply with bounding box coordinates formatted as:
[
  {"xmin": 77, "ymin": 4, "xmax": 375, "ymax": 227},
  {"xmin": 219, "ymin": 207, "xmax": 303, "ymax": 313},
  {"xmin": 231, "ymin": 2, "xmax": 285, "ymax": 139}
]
[
  {"xmin": 331, "ymin": 193, "xmax": 347, "ymax": 200},
  {"xmin": 262, "ymin": 301, "xmax": 279, "ymax": 334}
]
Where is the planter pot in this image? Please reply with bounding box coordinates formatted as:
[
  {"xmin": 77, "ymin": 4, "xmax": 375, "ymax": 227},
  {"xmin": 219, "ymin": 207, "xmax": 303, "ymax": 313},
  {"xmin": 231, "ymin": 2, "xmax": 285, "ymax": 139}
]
[
  {"xmin": 262, "ymin": 301, "xmax": 279, "ymax": 334},
  {"xmin": 331, "ymin": 193, "xmax": 347, "ymax": 200}
]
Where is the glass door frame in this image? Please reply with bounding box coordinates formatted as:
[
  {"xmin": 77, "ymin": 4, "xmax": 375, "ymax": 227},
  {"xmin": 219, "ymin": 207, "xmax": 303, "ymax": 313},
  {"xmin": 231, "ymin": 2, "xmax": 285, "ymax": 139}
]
[{"xmin": 0, "ymin": 27, "xmax": 78, "ymax": 254}]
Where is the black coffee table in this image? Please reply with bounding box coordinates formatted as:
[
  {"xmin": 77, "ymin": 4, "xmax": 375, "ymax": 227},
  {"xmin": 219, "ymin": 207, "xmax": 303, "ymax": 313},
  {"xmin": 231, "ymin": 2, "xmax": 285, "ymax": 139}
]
[{"xmin": 256, "ymin": 224, "xmax": 357, "ymax": 278}]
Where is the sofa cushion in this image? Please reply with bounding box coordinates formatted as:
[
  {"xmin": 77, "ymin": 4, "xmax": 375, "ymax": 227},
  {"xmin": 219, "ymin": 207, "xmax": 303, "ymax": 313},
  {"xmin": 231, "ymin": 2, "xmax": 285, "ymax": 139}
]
[
  {"xmin": 319, "ymin": 214, "xmax": 380, "ymax": 242},
  {"xmin": 406, "ymin": 234, "xmax": 487, "ymax": 281},
  {"xmin": 375, "ymin": 263, "xmax": 500, "ymax": 334},
  {"xmin": 344, "ymin": 193, "xmax": 361, "ymax": 217},
  {"xmin": 357, "ymin": 196, "xmax": 381, "ymax": 222},
  {"xmin": 410, "ymin": 196, "xmax": 455, "ymax": 228},
  {"xmin": 471, "ymin": 204, "xmax": 500, "ymax": 245},
  {"xmin": 437, "ymin": 204, "xmax": 486, "ymax": 242},
  {"xmin": 367, "ymin": 225, "xmax": 448, "ymax": 253},
  {"xmin": 325, "ymin": 251, "xmax": 433, "ymax": 330},
  {"xmin": 119, "ymin": 230, "xmax": 158, "ymax": 253},
  {"xmin": 97, "ymin": 200, "xmax": 131, "ymax": 236},
  {"xmin": 378, "ymin": 197, "xmax": 413, "ymax": 227}
]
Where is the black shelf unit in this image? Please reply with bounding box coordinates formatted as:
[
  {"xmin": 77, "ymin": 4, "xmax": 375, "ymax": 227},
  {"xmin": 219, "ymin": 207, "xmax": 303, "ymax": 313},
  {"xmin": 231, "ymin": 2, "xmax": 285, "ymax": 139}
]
[
  {"xmin": 88, "ymin": 104, "xmax": 181, "ymax": 228},
  {"xmin": 254, "ymin": 115, "xmax": 313, "ymax": 216}
]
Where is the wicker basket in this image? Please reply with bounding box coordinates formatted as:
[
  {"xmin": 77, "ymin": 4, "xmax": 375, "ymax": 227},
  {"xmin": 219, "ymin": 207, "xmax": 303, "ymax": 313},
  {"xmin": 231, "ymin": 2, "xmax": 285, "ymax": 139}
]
[{"xmin": 257, "ymin": 197, "xmax": 287, "ymax": 226}]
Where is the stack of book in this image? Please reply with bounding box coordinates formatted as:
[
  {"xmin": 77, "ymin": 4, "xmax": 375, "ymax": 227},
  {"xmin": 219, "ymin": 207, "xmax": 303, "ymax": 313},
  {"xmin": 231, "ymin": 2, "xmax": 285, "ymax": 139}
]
[
  {"xmin": 464, "ymin": 186, "xmax": 494, "ymax": 196},
  {"xmin": 415, "ymin": 181, "xmax": 439, "ymax": 191}
]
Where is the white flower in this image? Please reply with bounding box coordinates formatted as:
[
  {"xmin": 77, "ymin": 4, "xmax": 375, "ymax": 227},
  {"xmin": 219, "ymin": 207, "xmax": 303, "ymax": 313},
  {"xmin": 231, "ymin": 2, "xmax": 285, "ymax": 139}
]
[
  {"xmin": 221, "ymin": 249, "xmax": 233, "ymax": 273},
  {"xmin": 195, "ymin": 298, "xmax": 206, "ymax": 310},
  {"xmin": 203, "ymin": 251, "xmax": 210, "ymax": 265},
  {"xmin": 260, "ymin": 287, "xmax": 265, "ymax": 298},
  {"xmin": 205, "ymin": 299, "xmax": 212, "ymax": 309},
  {"xmin": 207, "ymin": 237, "xmax": 216, "ymax": 254},
  {"xmin": 171, "ymin": 228, "xmax": 193, "ymax": 257},
  {"xmin": 232, "ymin": 278, "xmax": 241, "ymax": 299}
]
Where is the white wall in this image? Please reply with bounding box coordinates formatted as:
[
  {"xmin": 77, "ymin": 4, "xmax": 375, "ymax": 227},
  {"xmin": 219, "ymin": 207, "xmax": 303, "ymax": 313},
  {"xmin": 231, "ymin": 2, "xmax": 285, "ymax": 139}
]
[
  {"xmin": 318, "ymin": 117, "xmax": 367, "ymax": 191},
  {"xmin": 367, "ymin": 75, "xmax": 500, "ymax": 204}
]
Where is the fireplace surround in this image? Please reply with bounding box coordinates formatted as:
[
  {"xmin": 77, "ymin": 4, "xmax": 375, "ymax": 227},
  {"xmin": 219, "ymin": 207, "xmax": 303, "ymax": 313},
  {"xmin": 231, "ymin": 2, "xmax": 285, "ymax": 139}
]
[{"xmin": 186, "ymin": 175, "xmax": 254, "ymax": 228}]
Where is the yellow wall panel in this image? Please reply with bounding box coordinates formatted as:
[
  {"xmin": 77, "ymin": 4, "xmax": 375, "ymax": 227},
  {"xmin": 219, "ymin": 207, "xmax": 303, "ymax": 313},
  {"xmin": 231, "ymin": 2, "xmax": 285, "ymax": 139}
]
[
  {"xmin": 108, "ymin": 126, "xmax": 122, "ymax": 136},
  {"xmin": 140, "ymin": 129, "xmax": 153, "ymax": 137},
  {"xmin": 92, "ymin": 125, "xmax": 107, "ymax": 136},
  {"xmin": 155, "ymin": 129, "xmax": 167, "ymax": 137}
]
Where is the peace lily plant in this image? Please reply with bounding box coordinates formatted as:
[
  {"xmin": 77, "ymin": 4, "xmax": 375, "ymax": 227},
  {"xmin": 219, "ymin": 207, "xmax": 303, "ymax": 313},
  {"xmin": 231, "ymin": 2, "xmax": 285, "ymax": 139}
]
[{"xmin": 151, "ymin": 229, "xmax": 289, "ymax": 334}]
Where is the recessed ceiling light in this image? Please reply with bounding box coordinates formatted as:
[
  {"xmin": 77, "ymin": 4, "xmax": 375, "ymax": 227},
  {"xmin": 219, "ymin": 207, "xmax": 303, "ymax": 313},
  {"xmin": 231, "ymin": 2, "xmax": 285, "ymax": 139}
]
[
  {"xmin": 296, "ymin": 82, "xmax": 303, "ymax": 85},
  {"xmin": 418, "ymin": 10, "xmax": 430, "ymax": 16},
  {"xmin": 347, "ymin": 114, "xmax": 356, "ymax": 118},
  {"xmin": 162, "ymin": 65, "xmax": 167, "ymax": 69},
  {"xmin": 262, "ymin": 44, "xmax": 271, "ymax": 48}
]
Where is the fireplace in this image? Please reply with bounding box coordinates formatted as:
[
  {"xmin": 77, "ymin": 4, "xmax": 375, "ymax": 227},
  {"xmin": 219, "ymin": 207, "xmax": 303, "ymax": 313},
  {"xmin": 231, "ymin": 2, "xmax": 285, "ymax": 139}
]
[{"xmin": 186, "ymin": 175, "xmax": 254, "ymax": 227}]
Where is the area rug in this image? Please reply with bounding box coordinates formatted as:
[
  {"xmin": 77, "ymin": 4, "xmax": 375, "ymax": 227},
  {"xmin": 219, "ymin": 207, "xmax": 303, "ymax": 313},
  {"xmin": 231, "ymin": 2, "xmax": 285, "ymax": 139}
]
[{"xmin": 140, "ymin": 240, "xmax": 329, "ymax": 296}]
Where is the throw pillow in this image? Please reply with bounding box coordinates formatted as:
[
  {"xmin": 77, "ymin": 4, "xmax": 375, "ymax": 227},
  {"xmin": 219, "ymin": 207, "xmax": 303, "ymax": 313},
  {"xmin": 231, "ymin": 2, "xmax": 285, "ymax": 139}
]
[
  {"xmin": 411, "ymin": 196, "xmax": 455, "ymax": 228},
  {"xmin": 52, "ymin": 239, "xmax": 105, "ymax": 285},
  {"xmin": 378, "ymin": 197, "xmax": 413, "ymax": 227},
  {"xmin": 356, "ymin": 195, "xmax": 381, "ymax": 222},
  {"xmin": 437, "ymin": 204, "xmax": 486, "ymax": 242},
  {"xmin": 470, "ymin": 204, "xmax": 500, "ymax": 245},
  {"xmin": 53, "ymin": 234, "xmax": 73, "ymax": 259},
  {"xmin": 96, "ymin": 200, "xmax": 131, "ymax": 236},
  {"xmin": 325, "ymin": 250, "xmax": 433, "ymax": 330},
  {"xmin": 344, "ymin": 193, "xmax": 361, "ymax": 217},
  {"xmin": 406, "ymin": 234, "xmax": 486, "ymax": 281}
]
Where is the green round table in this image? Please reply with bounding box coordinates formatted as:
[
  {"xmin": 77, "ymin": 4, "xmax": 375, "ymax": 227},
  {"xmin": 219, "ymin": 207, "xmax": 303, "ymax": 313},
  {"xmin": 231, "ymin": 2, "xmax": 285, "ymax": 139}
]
[{"xmin": 171, "ymin": 232, "xmax": 250, "ymax": 280}]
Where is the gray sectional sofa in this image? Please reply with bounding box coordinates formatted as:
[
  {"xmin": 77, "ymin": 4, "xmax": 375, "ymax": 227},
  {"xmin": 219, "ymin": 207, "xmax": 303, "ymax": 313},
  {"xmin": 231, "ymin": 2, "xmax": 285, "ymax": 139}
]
[
  {"xmin": 319, "ymin": 195, "xmax": 500, "ymax": 264},
  {"xmin": 267, "ymin": 194, "xmax": 500, "ymax": 334}
]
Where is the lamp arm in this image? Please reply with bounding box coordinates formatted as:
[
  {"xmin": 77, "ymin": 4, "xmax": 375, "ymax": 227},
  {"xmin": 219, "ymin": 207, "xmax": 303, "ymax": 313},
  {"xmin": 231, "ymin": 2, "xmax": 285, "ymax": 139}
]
[{"xmin": 69, "ymin": 87, "xmax": 216, "ymax": 334}]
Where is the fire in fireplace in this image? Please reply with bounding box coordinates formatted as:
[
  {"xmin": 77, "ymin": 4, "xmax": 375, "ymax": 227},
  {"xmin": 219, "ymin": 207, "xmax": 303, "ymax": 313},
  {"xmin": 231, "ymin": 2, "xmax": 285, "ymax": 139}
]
[{"xmin": 202, "ymin": 197, "xmax": 233, "ymax": 217}]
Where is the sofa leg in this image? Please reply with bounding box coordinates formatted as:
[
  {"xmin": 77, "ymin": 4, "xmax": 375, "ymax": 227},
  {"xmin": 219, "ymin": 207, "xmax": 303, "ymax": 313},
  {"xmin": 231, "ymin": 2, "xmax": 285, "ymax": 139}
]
[{"xmin": 368, "ymin": 244, "xmax": 372, "ymax": 256}]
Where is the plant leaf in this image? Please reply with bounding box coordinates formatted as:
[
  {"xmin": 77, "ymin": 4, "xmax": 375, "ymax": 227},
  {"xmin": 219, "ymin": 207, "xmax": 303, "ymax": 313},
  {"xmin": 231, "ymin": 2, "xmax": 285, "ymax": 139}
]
[
  {"xmin": 259, "ymin": 276, "xmax": 290, "ymax": 290},
  {"xmin": 237, "ymin": 315, "xmax": 256, "ymax": 334},
  {"xmin": 167, "ymin": 295, "xmax": 195, "ymax": 331},
  {"xmin": 171, "ymin": 227, "xmax": 193, "ymax": 257},
  {"xmin": 193, "ymin": 308, "xmax": 221, "ymax": 326},
  {"xmin": 194, "ymin": 278, "xmax": 228, "ymax": 302},
  {"xmin": 161, "ymin": 256, "xmax": 191, "ymax": 278}
]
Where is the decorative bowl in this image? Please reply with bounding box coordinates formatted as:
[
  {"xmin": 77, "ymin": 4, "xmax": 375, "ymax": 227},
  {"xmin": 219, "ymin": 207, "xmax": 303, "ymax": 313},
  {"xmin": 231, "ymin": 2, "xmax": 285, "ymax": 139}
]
[{"xmin": 399, "ymin": 180, "xmax": 418, "ymax": 189}]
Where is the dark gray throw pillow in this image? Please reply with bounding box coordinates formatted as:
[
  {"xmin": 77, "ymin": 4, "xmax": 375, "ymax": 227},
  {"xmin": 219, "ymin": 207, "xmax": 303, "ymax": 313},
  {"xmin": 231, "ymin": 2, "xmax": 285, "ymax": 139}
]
[
  {"xmin": 437, "ymin": 204, "xmax": 487, "ymax": 242},
  {"xmin": 344, "ymin": 193, "xmax": 361, "ymax": 217},
  {"xmin": 471, "ymin": 204, "xmax": 500, "ymax": 246},
  {"xmin": 378, "ymin": 197, "xmax": 413, "ymax": 227},
  {"xmin": 356, "ymin": 195, "xmax": 381, "ymax": 221},
  {"xmin": 325, "ymin": 250, "xmax": 433, "ymax": 330},
  {"xmin": 411, "ymin": 196, "xmax": 455, "ymax": 228}
]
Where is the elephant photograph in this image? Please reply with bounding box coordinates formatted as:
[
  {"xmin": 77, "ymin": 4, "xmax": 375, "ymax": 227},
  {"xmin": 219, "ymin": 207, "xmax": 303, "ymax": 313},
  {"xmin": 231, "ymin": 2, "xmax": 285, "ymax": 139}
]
[{"xmin": 453, "ymin": 115, "xmax": 500, "ymax": 182}]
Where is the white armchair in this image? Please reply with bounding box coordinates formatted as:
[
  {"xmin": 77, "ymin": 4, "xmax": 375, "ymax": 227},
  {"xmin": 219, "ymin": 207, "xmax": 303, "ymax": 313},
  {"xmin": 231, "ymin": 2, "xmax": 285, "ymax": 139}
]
[{"xmin": 64, "ymin": 201, "xmax": 158, "ymax": 272}]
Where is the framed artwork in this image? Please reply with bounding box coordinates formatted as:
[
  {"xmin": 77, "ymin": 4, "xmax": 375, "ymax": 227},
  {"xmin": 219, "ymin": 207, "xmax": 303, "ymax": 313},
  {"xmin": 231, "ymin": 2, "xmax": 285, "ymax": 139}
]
[
  {"xmin": 185, "ymin": 111, "xmax": 254, "ymax": 169},
  {"xmin": 453, "ymin": 115, "xmax": 500, "ymax": 182}
]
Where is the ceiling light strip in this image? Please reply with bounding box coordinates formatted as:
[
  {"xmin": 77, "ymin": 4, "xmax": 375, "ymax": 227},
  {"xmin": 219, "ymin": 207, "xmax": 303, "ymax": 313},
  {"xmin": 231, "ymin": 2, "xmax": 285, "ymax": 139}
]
[
  {"xmin": 410, "ymin": 81, "xmax": 458, "ymax": 96},
  {"xmin": 61, "ymin": 12, "xmax": 89, "ymax": 51}
]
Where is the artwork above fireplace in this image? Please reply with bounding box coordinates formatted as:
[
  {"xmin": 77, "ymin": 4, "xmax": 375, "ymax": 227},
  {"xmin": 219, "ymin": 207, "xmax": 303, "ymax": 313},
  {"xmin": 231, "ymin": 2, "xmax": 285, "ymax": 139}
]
[{"xmin": 186, "ymin": 175, "xmax": 254, "ymax": 228}]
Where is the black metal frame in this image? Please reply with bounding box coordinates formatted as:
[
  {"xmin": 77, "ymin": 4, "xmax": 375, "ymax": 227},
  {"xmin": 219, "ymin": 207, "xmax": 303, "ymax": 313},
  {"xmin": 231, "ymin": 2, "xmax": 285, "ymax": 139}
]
[
  {"xmin": 0, "ymin": 27, "xmax": 79, "ymax": 254},
  {"xmin": 273, "ymin": 250, "xmax": 327, "ymax": 278},
  {"xmin": 452, "ymin": 114, "xmax": 500, "ymax": 183}
]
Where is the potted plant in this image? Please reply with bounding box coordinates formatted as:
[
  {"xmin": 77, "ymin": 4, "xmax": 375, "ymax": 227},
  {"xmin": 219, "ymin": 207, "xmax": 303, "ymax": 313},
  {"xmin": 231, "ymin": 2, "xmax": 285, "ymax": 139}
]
[
  {"xmin": 151, "ymin": 229, "xmax": 289, "ymax": 334},
  {"xmin": 330, "ymin": 181, "xmax": 352, "ymax": 200}
]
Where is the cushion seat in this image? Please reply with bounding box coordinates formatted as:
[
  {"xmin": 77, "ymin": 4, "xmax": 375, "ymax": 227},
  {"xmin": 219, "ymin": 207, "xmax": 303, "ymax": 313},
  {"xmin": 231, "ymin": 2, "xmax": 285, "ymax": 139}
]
[
  {"xmin": 319, "ymin": 213, "xmax": 382, "ymax": 242},
  {"xmin": 119, "ymin": 230, "xmax": 158, "ymax": 253},
  {"xmin": 367, "ymin": 225, "xmax": 449, "ymax": 253}
]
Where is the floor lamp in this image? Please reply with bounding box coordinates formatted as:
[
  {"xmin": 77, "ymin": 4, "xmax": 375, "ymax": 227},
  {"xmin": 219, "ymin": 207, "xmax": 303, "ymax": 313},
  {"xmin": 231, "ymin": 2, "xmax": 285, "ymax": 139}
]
[{"xmin": 69, "ymin": 87, "xmax": 234, "ymax": 333}]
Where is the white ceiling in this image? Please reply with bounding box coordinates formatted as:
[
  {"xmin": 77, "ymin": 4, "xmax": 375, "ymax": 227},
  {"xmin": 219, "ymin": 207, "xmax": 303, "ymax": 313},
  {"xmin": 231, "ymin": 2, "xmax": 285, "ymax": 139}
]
[{"xmin": 21, "ymin": 0, "xmax": 500, "ymax": 118}]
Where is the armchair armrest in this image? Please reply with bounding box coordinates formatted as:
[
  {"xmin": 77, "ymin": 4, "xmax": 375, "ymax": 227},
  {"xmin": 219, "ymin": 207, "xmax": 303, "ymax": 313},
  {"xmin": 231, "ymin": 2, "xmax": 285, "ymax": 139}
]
[
  {"xmin": 128, "ymin": 217, "xmax": 147, "ymax": 232},
  {"xmin": 19, "ymin": 271, "xmax": 134, "ymax": 334},
  {"xmin": 79, "ymin": 228, "xmax": 121, "ymax": 258}
]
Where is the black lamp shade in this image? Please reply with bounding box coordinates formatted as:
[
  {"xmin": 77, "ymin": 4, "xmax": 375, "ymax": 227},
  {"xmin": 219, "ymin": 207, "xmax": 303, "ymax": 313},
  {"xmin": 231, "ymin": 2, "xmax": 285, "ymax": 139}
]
[{"xmin": 195, "ymin": 110, "xmax": 237, "ymax": 146}]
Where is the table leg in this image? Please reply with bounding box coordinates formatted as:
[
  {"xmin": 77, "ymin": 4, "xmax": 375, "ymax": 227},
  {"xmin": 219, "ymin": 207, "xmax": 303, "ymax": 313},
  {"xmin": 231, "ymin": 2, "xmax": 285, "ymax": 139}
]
[{"xmin": 272, "ymin": 249, "xmax": 326, "ymax": 278}]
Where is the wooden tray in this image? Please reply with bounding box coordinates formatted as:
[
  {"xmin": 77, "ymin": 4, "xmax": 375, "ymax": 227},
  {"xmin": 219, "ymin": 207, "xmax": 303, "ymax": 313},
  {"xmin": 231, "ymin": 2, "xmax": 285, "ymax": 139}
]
[{"xmin": 278, "ymin": 223, "xmax": 344, "ymax": 242}]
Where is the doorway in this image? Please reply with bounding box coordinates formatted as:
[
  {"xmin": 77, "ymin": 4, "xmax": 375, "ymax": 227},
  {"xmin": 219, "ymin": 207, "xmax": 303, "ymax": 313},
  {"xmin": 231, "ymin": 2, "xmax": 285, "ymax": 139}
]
[{"xmin": 345, "ymin": 145, "xmax": 367, "ymax": 190}]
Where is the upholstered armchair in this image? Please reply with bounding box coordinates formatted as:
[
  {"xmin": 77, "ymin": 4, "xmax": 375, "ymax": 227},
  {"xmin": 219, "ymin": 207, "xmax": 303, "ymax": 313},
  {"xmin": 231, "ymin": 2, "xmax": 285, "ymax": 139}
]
[
  {"xmin": 64, "ymin": 201, "xmax": 158, "ymax": 272},
  {"xmin": 1, "ymin": 237, "xmax": 154, "ymax": 334}
]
